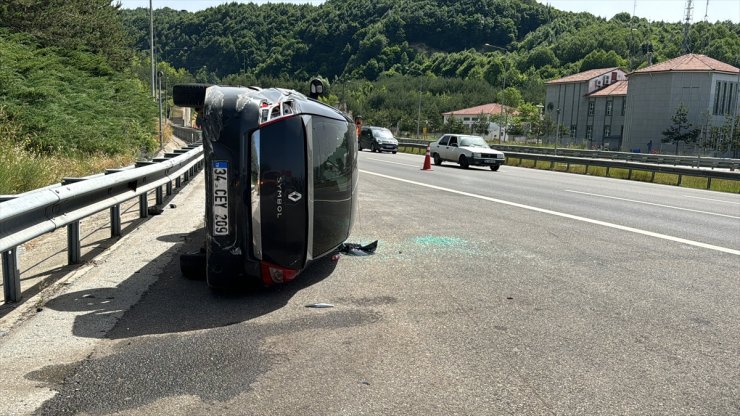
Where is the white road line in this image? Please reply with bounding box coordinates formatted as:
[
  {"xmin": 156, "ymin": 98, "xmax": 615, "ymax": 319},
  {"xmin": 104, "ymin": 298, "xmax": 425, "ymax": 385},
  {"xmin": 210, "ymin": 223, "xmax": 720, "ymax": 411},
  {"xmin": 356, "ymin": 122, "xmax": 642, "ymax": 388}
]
[
  {"xmin": 564, "ymin": 190, "xmax": 740, "ymax": 219},
  {"xmin": 683, "ymin": 195, "xmax": 740, "ymax": 205},
  {"xmin": 360, "ymin": 169, "xmax": 740, "ymax": 256},
  {"xmin": 365, "ymin": 158, "xmax": 421, "ymax": 168}
]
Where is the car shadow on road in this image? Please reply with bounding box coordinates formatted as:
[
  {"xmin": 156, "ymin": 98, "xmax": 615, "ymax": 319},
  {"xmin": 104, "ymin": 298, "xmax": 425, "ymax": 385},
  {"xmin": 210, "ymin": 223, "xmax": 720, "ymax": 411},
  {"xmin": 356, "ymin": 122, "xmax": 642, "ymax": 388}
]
[{"xmin": 42, "ymin": 227, "xmax": 337, "ymax": 340}]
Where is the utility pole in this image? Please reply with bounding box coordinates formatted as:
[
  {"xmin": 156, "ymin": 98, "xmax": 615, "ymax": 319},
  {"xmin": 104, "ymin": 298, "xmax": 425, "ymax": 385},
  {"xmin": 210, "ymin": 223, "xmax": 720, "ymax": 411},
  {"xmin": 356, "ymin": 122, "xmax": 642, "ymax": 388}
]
[
  {"xmin": 417, "ymin": 77, "xmax": 422, "ymax": 139},
  {"xmin": 555, "ymin": 108, "xmax": 561, "ymax": 153},
  {"xmin": 730, "ymin": 55, "xmax": 739, "ymax": 157},
  {"xmin": 681, "ymin": 0, "xmax": 694, "ymax": 54},
  {"xmin": 157, "ymin": 71, "xmax": 163, "ymax": 151},
  {"xmin": 149, "ymin": 0, "xmax": 155, "ymax": 97},
  {"xmin": 703, "ymin": 0, "xmax": 710, "ymax": 21}
]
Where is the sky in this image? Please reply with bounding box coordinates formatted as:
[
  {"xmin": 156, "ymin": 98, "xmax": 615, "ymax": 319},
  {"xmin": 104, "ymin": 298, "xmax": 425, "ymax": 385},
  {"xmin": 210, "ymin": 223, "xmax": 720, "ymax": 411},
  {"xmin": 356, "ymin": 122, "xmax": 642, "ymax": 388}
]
[{"xmin": 118, "ymin": 0, "xmax": 740, "ymax": 23}]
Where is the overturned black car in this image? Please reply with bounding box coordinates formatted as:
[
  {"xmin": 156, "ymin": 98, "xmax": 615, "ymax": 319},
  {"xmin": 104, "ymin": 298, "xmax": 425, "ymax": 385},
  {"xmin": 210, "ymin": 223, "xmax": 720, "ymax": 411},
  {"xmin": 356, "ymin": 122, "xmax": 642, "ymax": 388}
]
[{"xmin": 173, "ymin": 83, "xmax": 358, "ymax": 288}]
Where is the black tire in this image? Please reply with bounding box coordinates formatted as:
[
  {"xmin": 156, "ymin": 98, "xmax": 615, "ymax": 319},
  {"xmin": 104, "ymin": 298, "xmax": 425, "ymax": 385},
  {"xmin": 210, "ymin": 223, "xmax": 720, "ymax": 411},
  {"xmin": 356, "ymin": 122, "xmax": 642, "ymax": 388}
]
[
  {"xmin": 392, "ymin": 151, "xmax": 397, "ymax": 154},
  {"xmin": 172, "ymin": 83, "xmax": 211, "ymax": 107},
  {"xmin": 433, "ymin": 153, "xmax": 443, "ymax": 166},
  {"xmin": 180, "ymin": 251, "xmax": 206, "ymax": 280},
  {"xmin": 459, "ymin": 155, "xmax": 470, "ymax": 169},
  {"xmin": 372, "ymin": 144, "xmax": 379, "ymax": 153},
  {"xmin": 490, "ymin": 164, "xmax": 500, "ymax": 171}
]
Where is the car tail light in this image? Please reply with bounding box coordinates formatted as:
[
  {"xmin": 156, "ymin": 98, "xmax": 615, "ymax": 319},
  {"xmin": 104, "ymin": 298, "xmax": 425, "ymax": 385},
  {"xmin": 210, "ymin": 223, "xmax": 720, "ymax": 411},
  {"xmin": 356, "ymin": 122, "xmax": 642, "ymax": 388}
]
[{"xmin": 260, "ymin": 261, "xmax": 299, "ymax": 286}]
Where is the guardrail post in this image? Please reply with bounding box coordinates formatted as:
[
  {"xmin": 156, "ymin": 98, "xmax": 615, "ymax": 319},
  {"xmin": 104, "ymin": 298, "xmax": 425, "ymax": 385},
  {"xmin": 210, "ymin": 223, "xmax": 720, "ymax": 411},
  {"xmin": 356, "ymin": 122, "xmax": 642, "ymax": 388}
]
[
  {"xmin": 650, "ymin": 171, "xmax": 656, "ymax": 182},
  {"xmin": 628, "ymin": 169, "xmax": 633, "ymax": 180},
  {"xmin": 184, "ymin": 170, "xmax": 190, "ymax": 182},
  {"xmin": 139, "ymin": 193, "xmax": 149, "ymax": 218},
  {"xmin": 67, "ymin": 221, "xmax": 81, "ymax": 264},
  {"xmin": 677, "ymin": 174, "xmax": 683, "ymax": 186},
  {"xmin": 111, "ymin": 205, "xmax": 121, "ymax": 237},
  {"xmin": 3, "ymin": 248, "xmax": 21, "ymax": 303},
  {"xmin": 166, "ymin": 181, "xmax": 173, "ymax": 196},
  {"xmin": 176, "ymin": 176, "xmax": 182, "ymax": 188},
  {"xmin": 706, "ymin": 177, "xmax": 712, "ymax": 190},
  {"xmin": 156, "ymin": 186, "xmax": 163, "ymax": 205}
]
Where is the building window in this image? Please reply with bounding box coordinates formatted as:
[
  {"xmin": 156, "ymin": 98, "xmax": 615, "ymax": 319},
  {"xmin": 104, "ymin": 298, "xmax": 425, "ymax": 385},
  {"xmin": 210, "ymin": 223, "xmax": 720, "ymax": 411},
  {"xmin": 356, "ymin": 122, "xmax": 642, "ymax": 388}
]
[
  {"xmin": 570, "ymin": 125, "xmax": 577, "ymax": 137},
  {"xmin": 714, "ymin": 81, "xmax": 722, "ymax": 114},
  {"xmin": 588, "ymin": 101, "xmax": 595, "ymax": 116},
  {"xmin": 606, "ymin": 100, "xmax": 613, "ymax": 116},
  {"xmin": 603, "ymin": 125, "xmax": 611, "ymax": 137},
  {"xmin": 621, "ymin": 98, "xmax": 626, "ymax": 116},
  {"xmin": 463, "ymin": 117, "xmax": 471, "ymax": 121},
  {"xmin": 728, "ymin": 83, "xmax": 735, "ymax": 116},
  {"xmin": 586, "ymin": 125, "xmax": 593, "ymax": 140}
]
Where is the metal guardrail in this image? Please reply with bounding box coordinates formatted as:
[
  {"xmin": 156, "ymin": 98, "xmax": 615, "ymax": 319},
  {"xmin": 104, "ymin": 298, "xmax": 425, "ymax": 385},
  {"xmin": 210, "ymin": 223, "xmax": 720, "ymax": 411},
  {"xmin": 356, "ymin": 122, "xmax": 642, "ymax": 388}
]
[
  {"xmin": 504, "ymin": 152, "xmax": 740, "ymax": 188},
  {"xmin": 0, "ymin": 144, "xmax": 204, "ymax": 303},
  {"xmin": 395, "ymin": 143, "xmax": 740, "ymax": 188},
  {"xmin": 399, "ymin": 139, "xmax": 739, "ymax": 170},
  {"xmin": 493, "ymin": 144, "xmax": 739, "ymax": 171},
  {"xmin": 170, "ymin": 124, "xmax": 202, "ymax": 144}
]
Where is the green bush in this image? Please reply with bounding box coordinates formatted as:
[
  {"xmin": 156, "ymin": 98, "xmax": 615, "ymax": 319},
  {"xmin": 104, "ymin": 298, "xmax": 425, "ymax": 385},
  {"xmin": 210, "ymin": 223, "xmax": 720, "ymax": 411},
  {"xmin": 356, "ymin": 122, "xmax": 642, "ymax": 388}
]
[{"xmin": 0, "ymin": 31, "xmax": 157, "ymax": 157}]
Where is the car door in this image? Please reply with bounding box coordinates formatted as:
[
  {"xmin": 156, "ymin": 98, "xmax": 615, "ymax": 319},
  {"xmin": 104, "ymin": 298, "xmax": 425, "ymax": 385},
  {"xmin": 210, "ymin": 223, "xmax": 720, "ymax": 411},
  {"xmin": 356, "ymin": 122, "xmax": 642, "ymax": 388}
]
[
  {"xmin": 434, "ymin": 135, "xmax": 449, "ymax": 159},
  {"xmin": 443, "ymin": 136, "xmax": 459, "ymax": 161}
]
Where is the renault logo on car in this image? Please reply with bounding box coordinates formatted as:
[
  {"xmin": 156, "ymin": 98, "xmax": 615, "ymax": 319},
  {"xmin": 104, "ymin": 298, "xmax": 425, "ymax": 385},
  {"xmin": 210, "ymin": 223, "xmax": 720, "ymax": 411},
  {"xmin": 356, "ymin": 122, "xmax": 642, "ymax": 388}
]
[{"xmin": 288, "ymin": 191, "xmax": 302, "ymax": 202}]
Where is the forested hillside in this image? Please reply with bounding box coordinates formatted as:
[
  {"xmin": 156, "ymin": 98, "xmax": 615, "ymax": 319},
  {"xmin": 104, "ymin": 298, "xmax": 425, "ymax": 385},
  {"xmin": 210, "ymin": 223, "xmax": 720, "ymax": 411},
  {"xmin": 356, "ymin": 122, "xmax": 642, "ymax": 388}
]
[
  {"xmin": 0, "ymin": 1, "xmax": 159, "ymax": 193},
  {"xmin": 120, "ymin": 0, "xmax": 740, "ymax": 133},
  {"xmin": 122, "ymin": 0, "xmax": 739, "ymax": 83}
]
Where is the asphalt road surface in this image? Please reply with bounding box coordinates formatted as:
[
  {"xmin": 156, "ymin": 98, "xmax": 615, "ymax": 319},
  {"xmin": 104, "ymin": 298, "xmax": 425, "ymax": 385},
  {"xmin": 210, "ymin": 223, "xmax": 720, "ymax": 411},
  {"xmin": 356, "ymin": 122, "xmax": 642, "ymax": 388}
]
[{"xmin": 1, "ymin": 150, "xmax": 738, "ymax": 415}]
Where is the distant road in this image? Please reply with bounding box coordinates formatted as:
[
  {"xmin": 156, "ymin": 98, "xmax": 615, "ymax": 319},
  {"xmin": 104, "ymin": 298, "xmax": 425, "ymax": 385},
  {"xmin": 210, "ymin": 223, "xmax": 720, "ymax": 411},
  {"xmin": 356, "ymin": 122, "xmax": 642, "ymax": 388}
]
[{"xmin": 1, "ymin": 151, "xmax": 738, "ymax": 415}]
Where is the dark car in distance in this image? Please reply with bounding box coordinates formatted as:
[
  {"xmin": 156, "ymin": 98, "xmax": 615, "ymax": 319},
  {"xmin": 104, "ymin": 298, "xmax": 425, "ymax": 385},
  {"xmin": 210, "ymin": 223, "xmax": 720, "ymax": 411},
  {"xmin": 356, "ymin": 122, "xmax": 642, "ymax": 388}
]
[
  {"xmin": 173, "ymin": 83, "xmax": 358, "ymax": 289},
  {"xmin": 359, "ymin": 126, "xmax": 398, "ymax": 153}
]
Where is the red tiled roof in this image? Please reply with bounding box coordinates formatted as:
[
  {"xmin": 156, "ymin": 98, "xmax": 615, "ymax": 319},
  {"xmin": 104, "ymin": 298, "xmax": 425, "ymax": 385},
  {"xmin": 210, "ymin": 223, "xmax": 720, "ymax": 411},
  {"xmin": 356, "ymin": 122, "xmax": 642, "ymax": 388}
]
[
  {"xmin": 546, "ymin": 68, "xmax": 619, "ymax": 84},
  {"xmin": 442, "ymin": 103, "xmax": 513, "ymax": 116},
  {"xmin": 633, "ymin": 54, "xmax": 739, "ymax": 74},
  {"xmin": 588, "ymin": 80, "xmax": 628, "ymax": 97}
]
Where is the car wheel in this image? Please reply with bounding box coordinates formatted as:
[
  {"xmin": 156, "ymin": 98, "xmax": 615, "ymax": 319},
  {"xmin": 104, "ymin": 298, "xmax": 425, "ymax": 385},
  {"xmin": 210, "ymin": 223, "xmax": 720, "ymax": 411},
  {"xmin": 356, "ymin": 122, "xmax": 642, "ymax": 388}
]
[
  {"xmin": 172, "ymin": 83, "xmax": 211, "ymax": 107},
  {"xmin": 372, "ymin": 144, "xmax": 378, "ymax": 153},
  {"xmin": 358, "ymin": 144, "xmax": 363, "ymax": 151},
  {"xmin": 490, "ymin": 165, "xmax": 500, "ymax": 171},
  {"xmin": 459, "ymin": 155, "xmax": 469, "ymax": 169},
  {"xmin": 180, "ymin": 250, "xmax": 206, "ymax": 280},
  {"xmin": 392, "ymin": 151, "xmax": 397, "ymax": 154},
  {"xmin": 433, "ymin": 153, "xmax": 442, "ymax": 165}
]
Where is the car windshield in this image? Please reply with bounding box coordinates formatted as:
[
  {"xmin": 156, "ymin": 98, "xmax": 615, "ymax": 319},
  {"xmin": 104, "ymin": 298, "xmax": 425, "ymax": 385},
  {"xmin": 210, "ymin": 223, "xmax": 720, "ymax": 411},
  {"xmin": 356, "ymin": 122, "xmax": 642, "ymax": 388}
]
[
  {"xmin": 372, "ymin": 129, "xmax": 394, "ymax": 140},
  {"xmin": 459, "ymin": 136, "xmax": 489, "ymax": 148}
]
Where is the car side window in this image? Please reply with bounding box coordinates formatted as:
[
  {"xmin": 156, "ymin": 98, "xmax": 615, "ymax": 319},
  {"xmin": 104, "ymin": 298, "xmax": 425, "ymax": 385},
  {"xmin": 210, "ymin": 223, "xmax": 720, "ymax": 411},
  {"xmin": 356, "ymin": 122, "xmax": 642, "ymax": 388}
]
[
  {"xmin": 439, "ymin": 136, "xmax": 449, "ymax": 146},
  {"xmin": 449, "ymin": 136, "xmax": 458, "ymax": 147}
]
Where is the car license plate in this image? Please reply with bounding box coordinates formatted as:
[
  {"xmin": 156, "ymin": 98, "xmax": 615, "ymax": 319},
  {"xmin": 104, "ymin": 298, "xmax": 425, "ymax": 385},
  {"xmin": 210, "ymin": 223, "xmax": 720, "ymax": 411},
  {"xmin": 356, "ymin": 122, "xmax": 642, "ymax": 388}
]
[
  {"xmin": 484, "ymin": 159, "xmax": 495, "ymax": 164},
  {"xmin": 212, "ymin": 161, "xmax": 229, "ymax": 236}
]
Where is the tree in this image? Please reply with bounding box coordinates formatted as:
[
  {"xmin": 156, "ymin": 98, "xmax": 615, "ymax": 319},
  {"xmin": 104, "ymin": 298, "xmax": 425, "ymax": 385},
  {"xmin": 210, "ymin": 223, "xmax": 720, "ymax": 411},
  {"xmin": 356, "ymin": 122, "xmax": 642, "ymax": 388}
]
[
  {"xmin": 497, "ymin": 87, "xmax": 523, "ymax": 109},
  {"xmin": 661, "ymin": 104, "xmax": 700, "ymax": 155},
  {"xmin": 0, "ymin": 0, "xmax": 132, "ymax": 70},
  {"xmin": 472, "ymin": 113, "xmax": 490, "ymax": 135},
  {"xmin": 719, "ymin": 114, "xmax": 740, "ymax": 157},
  {"xmin": 579, "ymin": 49, "xmax": 628, "ymax": 72},
  {"xmin": 443, "ymin": 116, "xmax": 466, "ymax": 134}
]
